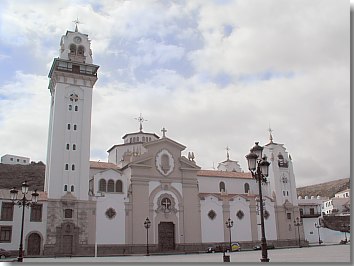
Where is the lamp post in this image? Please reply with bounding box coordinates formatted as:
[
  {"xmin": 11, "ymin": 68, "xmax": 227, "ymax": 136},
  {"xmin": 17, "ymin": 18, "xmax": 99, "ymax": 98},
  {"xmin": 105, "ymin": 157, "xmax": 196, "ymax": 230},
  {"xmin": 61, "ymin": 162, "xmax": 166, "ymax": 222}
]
[
  {"xmin": 144, "ymin": 217, "xmax": 151, "ymax": 256},
  {"xmin": 246, "ymin": 142, "xmax": 270, "ymax": 263},
  {"xmin": 10, "ymin": 181, "xmax": 39, "ymax": 262},
  {"xmin": 294, "ymin": 217, "xmax": 302, "ymax": 247},
  {"xmin": 225, "ymin": 218, "xmax": 233, "ymax": 252},
  {"xmin": 314, "ymin": 220, "xmax": 322, "ymax": 245}
]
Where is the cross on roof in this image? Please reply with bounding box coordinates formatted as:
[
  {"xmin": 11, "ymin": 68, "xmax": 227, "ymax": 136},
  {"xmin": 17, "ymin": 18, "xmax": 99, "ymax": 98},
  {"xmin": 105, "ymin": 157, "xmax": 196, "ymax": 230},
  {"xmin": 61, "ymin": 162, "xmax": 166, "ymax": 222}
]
[
  {"xmin": 161, "ymin": 127, "xmax": 167, "ymax": 138},
  {"xmin": 135, "ymin": 113, "xmax": 147, "ymax": 132},
  {"xmin": 73, "ymin": 17, "xmax": 81, "ymax": 32}
]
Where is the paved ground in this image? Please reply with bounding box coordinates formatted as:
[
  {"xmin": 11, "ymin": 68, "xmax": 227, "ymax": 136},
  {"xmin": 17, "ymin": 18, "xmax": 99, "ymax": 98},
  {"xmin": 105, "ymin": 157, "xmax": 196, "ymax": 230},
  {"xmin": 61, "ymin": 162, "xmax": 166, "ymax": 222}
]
[{"xmin": 0, "ymin": 244, "xmax": 351, "ymax": 265}]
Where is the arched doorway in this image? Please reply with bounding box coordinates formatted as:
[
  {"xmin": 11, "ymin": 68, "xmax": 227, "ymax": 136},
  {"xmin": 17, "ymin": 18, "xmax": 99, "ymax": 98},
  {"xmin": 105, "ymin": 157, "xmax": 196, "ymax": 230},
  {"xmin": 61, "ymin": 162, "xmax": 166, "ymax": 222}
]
[{"xmin": 27, "ymin": 233, "xmax": 41, "ymax": 255}]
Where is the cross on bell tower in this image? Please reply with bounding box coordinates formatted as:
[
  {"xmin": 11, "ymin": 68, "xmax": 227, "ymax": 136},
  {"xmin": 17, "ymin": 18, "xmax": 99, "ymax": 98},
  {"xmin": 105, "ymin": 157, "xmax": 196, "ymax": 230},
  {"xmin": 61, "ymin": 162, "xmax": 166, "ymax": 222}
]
[{"xmin": 73, "ymin": 17, "xmax": 81, "ymax": 32}]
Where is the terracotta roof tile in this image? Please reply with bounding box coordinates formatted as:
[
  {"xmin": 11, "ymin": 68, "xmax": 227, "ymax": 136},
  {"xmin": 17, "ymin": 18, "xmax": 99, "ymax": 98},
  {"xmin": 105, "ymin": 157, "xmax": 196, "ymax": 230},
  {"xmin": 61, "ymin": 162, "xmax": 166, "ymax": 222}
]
[
  {"xmin": 90, "ymin": 161, "xmax": 119, "ymax": 170},
  {"xmin": 197, "ymin": 170, "xmax": 252, "ymax": 179}
]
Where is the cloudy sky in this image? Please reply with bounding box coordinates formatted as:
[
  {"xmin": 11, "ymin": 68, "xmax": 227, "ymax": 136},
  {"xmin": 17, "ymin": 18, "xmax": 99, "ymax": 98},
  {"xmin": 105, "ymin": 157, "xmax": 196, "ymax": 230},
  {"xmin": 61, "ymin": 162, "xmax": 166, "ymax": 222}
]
[{"xmin": 0, "ymin": 0, "xmax": 350, "ymax": 187}]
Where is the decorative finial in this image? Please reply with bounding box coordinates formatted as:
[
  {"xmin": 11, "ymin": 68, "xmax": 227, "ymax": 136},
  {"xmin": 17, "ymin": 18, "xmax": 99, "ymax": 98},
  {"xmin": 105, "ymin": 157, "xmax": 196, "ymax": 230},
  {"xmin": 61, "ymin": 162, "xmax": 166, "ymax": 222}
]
[
  {"xmin": 135, "ymin": 113, "xmax": 147, "ymax": 132},
  {"xmin": 226, "ymin": 146, "xmax": 230, "ymax": 160},
  {"xmin": 268, "ymin": 126, "xmax": 274, "ymax": 143},
  {"xmin": 73, "ymin": 17, "xmax": 81, "ymax": 32},
  {"xmin": 161, "ymin": 127, "xmax": 167, "ymax": 138}
]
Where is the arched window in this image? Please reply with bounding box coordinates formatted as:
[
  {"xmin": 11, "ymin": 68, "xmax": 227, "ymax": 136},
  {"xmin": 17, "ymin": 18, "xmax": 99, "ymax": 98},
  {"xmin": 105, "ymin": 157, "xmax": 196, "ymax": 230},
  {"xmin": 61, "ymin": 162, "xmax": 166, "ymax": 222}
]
[
  {"xmin": 72, "ymin": 164, "xmax": 75, "ymax": 171},
  {"xmin": 65, "ymin": 164, "xmax": 69, "ymax": 170},
  {"xmin": 133, "ymin": 137, "xmax": 136, "ymax": 142},
  {"xmin": 107, "ymin": 180, "xmax": 114, "ymax": 192},
  {"xmin": 99, "ymin": 179, "xmax": 106, "ymax": 192},
  {"xmin": 71, "ymin": 185, "xmax": 74, "ymax": 192},
  {"xmin": 69, "ymin": 105, "xmax": 72, "ymax": 111},
  {"xmin": 66, "ymin": 144, "xmax": 70, "ymax": 150},
  {"xmin": 115, "ymin": 180, "xmax": 123, "ymax": 192},
  {"xmin": 219, "ymin": 181, "xmax": 225, "ymax": 192},
  {"xmin": 142, "ymin": 136, "xmax": 145, "ymax": 142},
  {"xmin": 73, "ymin": 144, "xmax": 76, "ymax": 150},
  {"xmin": 64, "ymin": 185, "xmax": 68, "ymax": 191},
  {"xmin": 74, "ymin": 125, "xmax": 77, "ymax": 130},
  {"xmin": 137, "ymin": 137, "xmax": 139, "ymax": 142},
  {"xmin": 75, "ymin": 106, "xmax": 78, "ymax": 111},
  {"xmin": 244, "ymin": 183, "xmax": 250, "ymax": 193},
  {"xmin": 77, "ymin": 45, "xmax": 85, "ymax": 56},
  {"xmin": 70, "ymin": 44, "xmax": 76, "ymax": 54}
]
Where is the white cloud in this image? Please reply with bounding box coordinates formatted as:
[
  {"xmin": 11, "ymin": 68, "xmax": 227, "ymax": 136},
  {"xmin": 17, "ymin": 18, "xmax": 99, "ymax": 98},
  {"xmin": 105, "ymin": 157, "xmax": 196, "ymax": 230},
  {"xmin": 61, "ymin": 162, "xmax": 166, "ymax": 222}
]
[{"xmin": 0, "ymin": 0, "xmax": 350, "ymax": 188}]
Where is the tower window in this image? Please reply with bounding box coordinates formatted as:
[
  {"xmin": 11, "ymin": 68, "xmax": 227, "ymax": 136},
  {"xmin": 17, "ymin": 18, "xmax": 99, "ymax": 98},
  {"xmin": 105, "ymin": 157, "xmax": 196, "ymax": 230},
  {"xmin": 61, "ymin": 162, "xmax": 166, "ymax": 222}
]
[
  {"xmin": 244, "ymin": 183, "xmax": 250, "ymax": 193},
  {"xmin": 69, "ymin": 105, "xmax": 72, "ymax": 111},
  {"xmin": 219, "ymin": 181, "xmax": 225, "ymax": 192},
  {"xmin": 75, "ymin": 106, "xmax": 78, "ymax": 111},
  {"xmin": 71, "ymin": 185, "xmax": 74, "ymax": 192},
  {"xmin": 73, "ymin": 144, "xmax": 76, "ymax": 150},
  {"xmin": 72, "ymin": 164, "xmax": 75, "ymax": 171},
  {"xmin": 66, "ymin": 144, "xmax": 70, "ymax": 150},
  {"xmin": 67, "ymin": 124, "xmax": 71, "ymax": 130},
  {"xmin": 65, "ymin": 164, "xmax": 69, "ymax": 170},
  {"xmin": 64, "ymin": 209, "xmax": 73, "ymax": 218},
  {"xmin": 74, "ymin": 125, "xmax": 77, "ymax": 130},
  {"xmin": 77, "ymin": 45, "xmax": 85, "ymax": 56},
  {"xmin": 64, "ymin": 185, "xmax": 68, "ymax": 191},
  {"xmin": 69, "ymin": 44, "xmax": 76, "ymax": 54}
]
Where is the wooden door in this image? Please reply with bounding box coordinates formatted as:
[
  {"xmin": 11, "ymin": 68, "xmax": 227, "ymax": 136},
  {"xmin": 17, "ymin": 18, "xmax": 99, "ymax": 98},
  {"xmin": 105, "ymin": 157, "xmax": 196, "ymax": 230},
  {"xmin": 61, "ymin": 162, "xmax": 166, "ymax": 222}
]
[
  {"xmin": 27, "ymin": 233, "xmax": 41, "ymax": 255},
  {"xmin": 158, "ymin": 222, "xmax": 175, "ymax": 251}
]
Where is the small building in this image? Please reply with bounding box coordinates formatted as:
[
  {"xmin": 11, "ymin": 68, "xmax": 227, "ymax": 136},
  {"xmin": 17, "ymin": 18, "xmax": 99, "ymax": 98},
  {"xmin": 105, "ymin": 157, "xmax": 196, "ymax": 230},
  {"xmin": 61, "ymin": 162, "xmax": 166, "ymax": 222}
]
[{"xmin": 1, "ymin": 154, "xmax": 30, "ymax": 165}]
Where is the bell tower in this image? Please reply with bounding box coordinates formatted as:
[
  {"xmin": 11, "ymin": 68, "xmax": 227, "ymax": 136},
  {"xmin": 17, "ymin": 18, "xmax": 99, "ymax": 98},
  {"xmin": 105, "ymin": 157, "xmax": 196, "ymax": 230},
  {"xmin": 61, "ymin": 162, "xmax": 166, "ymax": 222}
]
[{"xmin": 44, "ymin": 25, "xmax": 99, "ymax": 200}]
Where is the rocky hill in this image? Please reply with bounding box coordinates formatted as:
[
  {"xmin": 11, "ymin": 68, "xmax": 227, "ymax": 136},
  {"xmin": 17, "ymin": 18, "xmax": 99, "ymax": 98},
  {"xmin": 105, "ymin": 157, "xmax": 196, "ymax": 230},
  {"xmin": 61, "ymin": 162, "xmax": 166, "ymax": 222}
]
[
  {"xmin": 296, "ymin": 178, "xmax": 350, "ymax": 199},
  {"xmin": 0, "ymin": 162, "xmax": 45, "ymax": 191}
]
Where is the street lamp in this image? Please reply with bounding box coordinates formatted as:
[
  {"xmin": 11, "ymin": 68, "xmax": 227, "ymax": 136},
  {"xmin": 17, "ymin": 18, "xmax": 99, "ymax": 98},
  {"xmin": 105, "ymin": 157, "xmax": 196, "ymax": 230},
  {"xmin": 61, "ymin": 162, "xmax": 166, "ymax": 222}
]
[
  {"xmin": 225, "ymin": 218, "xmax": 233, "ymax": 252},
  {"xmin": 10, "ymin": 181, "xmax": 39, "ymax": 262},
  {"xmin": 144, "ymin": 217, "xmax": 151, "ymax": 256},
  {"xmin": 314, "ymin": 220, "xmax": 322, "ymax": 245},
  {"xmin": 246, "ymin": 142, "xmax": 270, "ymax": 263},
  {"xmin": 294, "ymin": 217, "xmax": 302, "ymax": 247}
]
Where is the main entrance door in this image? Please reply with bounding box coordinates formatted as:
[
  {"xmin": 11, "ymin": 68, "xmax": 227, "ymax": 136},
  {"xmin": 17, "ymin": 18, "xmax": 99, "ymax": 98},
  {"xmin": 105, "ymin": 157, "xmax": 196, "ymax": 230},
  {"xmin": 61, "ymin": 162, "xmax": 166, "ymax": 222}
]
[
  {"xmin": 158, "ymin": 222, "xmax": 175, "ymax": 251},
  {"xmin": 62, "ymin": 235, "xmax": 73, "ymax": 254},
  {"xmin": 27, "ymin": 233, "xmax": 41, "ymax": 255}
]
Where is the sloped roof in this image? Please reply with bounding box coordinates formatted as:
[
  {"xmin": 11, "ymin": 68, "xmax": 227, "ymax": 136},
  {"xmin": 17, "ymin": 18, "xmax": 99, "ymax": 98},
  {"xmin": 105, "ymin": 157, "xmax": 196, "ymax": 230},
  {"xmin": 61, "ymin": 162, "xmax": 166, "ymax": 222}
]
[
  {"xmin": 197, "ymin": 170, "xmax": 252, "ymax": 179},
  {"xmin": 90, "ymin": 161, "xmax": 120, "ymax": 170}
]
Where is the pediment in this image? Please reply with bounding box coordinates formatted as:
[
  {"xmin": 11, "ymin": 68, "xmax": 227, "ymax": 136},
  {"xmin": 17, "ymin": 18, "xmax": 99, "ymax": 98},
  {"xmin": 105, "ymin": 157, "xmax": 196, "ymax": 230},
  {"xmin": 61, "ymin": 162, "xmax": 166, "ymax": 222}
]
[{"xmin": 143, "ymin": 137, "xmax": 186, "ymax": 151}]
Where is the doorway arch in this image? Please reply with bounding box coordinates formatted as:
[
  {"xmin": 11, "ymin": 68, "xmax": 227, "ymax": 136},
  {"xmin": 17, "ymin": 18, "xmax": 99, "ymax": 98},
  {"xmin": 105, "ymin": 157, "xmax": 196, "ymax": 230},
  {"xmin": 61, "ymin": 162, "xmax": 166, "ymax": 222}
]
[{"xmin": 27, "ymin": 232, "xmax": 41, "ymax": 255}]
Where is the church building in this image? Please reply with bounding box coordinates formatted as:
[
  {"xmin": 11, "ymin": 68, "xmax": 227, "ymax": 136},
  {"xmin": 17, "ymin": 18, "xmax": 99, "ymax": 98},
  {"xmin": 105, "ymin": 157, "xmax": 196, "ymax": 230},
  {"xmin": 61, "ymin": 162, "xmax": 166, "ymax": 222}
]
[{"xmin": 0, "ymin": 27, "xmax": 305, "ymax": 257}]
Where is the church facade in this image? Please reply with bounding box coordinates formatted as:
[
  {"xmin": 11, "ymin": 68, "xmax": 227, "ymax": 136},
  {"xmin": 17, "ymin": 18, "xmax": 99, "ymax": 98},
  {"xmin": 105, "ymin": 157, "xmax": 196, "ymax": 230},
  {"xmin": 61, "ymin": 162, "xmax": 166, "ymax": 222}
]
[{"xmin": 0, "ymin": 27, "xmax": 305, "ymax": 256}]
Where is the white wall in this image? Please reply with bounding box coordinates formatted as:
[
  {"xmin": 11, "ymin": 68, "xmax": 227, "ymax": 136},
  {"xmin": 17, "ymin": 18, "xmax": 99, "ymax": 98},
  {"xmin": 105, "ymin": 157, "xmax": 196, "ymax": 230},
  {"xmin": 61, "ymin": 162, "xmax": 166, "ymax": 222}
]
[
  {"xmin": 93, "ymin": 169, "xmax": 128, "ymax": 244},
  {"xmin": 1, "ymin": 154, "xmax": 30, "ymax": 165},
  {"xmin": 229, "ymin": 196, "xmax": 252, "ymax": 241},
  {"xmin": 200, "ymin": 195, "xmax": 224, "ymax": 243}
]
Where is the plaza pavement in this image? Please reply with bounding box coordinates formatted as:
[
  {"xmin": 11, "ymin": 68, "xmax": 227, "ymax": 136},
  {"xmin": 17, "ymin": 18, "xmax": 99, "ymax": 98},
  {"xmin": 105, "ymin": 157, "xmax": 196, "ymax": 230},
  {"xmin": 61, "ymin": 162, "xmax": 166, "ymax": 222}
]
[{"xmin": 0, "ymin": 243, "xmax": 351, "ymax": 265}]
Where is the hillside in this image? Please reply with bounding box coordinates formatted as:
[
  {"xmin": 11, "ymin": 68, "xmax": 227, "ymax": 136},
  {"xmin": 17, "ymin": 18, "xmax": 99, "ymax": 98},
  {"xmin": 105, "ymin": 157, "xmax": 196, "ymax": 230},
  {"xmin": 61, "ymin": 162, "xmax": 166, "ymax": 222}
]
[
  {"xmin": 296, "ymin": 177, "xmax": 350, "ymax": 199},
  {"xmin": 0, "ymin": 162, "xmax": 45, "ymax": 191},
  {"xmin": 0, "ymin": 163, "xmax": 350, "ymax": 199}
]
